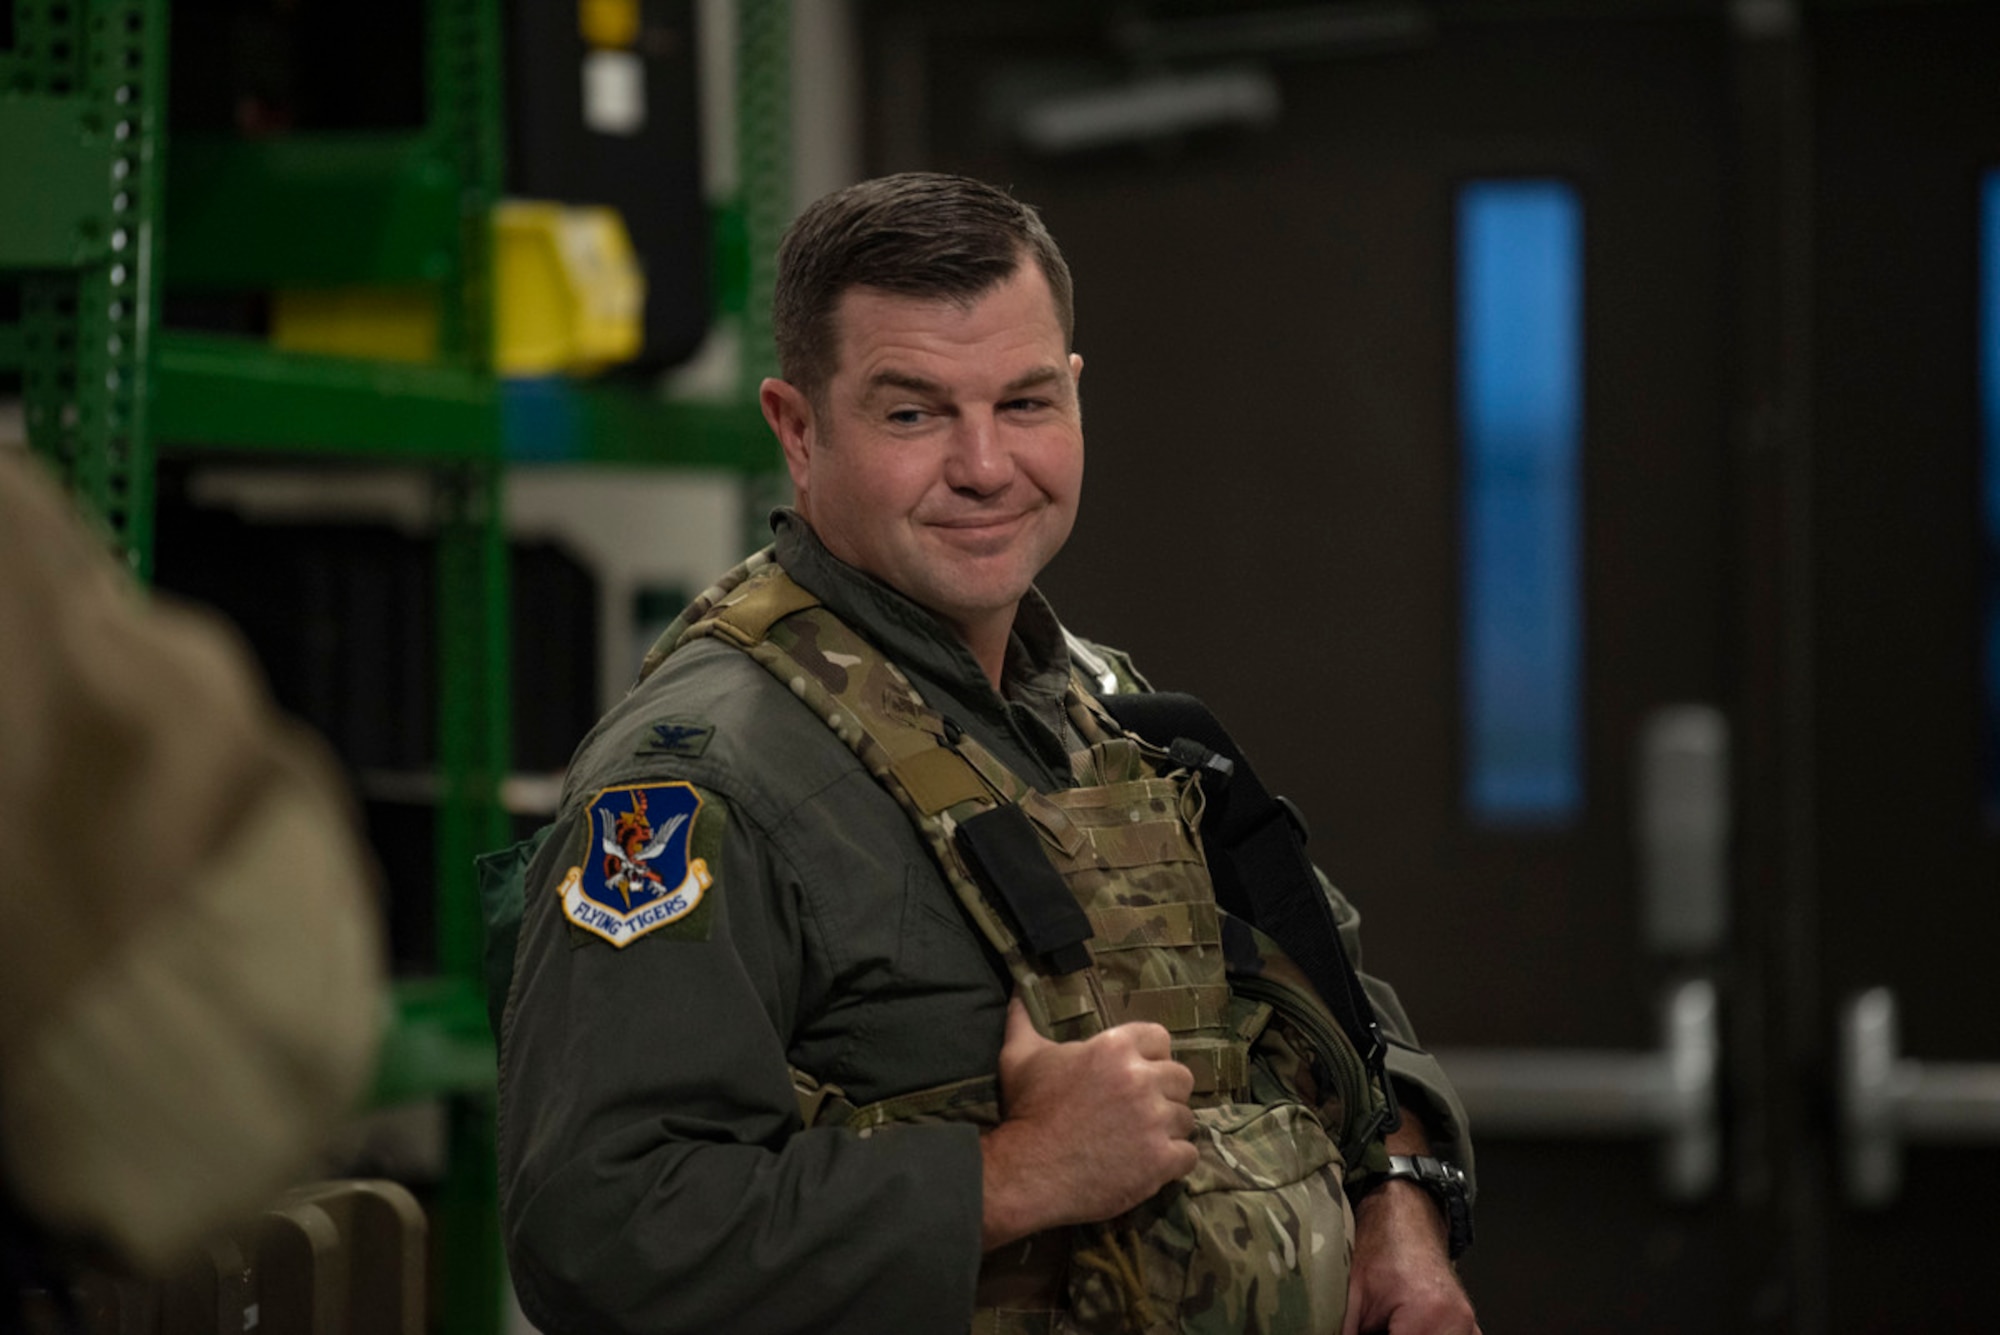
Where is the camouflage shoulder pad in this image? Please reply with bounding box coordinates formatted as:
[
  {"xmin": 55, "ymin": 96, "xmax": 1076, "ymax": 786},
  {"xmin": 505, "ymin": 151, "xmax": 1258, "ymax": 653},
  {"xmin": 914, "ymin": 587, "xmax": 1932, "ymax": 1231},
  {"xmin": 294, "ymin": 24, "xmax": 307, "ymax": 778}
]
[
  {"xmin": 1062, "ymin": 628, "xmax": 1155, "ymax": 696},
  {"xmin": 635, "ymin": 545, "xmax": 777, "ymax": 683}
]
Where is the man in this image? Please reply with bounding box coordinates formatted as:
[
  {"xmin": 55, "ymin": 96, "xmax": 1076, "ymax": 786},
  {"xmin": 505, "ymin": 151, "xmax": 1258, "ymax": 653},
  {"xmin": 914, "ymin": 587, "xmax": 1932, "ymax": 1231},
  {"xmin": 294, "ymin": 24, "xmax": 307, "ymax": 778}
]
[{"xmin": 500, "ymin": 173, "xmax": 1477, "ymax": 1334}]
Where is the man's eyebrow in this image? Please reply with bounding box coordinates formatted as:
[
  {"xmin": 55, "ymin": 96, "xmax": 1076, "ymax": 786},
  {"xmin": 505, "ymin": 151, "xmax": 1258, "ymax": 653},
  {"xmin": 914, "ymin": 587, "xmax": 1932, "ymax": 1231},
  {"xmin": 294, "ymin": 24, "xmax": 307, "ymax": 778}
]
[
  {"xmin": 1001, "ymin": 366, "xmax": 1067, "ymax": 396},
  {"xmin": 863, "ymin": 370, "xmax": 944, "ymax": 398},
  {"xmin": 861, "ymin": 365, "xmax": 1070, "ymax": 400}
]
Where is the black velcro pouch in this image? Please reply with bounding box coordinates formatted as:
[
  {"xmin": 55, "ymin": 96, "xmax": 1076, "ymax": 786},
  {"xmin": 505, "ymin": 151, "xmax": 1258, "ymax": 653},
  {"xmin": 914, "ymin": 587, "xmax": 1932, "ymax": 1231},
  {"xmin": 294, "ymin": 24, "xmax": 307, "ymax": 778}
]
[{"xmin": 955, "ymin": 805, "xmax": 1094, "ymax": 974}]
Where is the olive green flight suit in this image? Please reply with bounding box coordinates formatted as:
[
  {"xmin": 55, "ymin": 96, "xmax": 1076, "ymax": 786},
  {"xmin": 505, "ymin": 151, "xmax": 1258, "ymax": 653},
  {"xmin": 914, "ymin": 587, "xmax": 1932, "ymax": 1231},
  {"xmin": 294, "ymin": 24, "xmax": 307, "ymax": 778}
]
[{"xmin": 498, "ymin": 511, "xmax": 1469, "ymax": 1335}]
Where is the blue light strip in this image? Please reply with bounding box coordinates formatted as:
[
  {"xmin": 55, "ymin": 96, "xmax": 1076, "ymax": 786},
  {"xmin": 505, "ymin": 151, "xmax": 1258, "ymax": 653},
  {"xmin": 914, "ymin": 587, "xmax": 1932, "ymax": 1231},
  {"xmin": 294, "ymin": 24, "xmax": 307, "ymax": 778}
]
[
  {"xmin": 1458, "ymin": 180, "xmax": 1584, "ymax": 823},
  {"xmin": 1982, "ymin": 170, "xmax": 2000, "ymax": 815}
]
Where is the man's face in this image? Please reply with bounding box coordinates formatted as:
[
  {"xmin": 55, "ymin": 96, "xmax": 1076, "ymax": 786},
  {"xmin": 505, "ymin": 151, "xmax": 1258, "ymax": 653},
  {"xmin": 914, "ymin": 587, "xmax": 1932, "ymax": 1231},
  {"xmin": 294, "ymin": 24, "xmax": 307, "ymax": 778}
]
[{"xmin": 764, "ymin": 261, "xmax": 1084, "ymax": 650}]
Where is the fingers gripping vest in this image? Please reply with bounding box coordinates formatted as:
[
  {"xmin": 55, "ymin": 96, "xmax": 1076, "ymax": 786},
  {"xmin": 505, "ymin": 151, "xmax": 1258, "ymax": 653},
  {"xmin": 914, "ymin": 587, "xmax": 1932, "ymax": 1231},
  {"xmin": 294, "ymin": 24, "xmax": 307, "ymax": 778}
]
[{"xmin": 671, "ymin": 560, "xmax": 1358, "ymax": 1335}]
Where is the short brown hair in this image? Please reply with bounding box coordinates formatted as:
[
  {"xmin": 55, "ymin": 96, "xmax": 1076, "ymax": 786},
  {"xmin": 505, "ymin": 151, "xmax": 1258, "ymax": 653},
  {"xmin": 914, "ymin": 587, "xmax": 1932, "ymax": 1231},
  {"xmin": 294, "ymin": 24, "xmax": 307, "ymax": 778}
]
[{"xmin": 771, "ymin": 172, "xmax": 1075, "ymax": 400}]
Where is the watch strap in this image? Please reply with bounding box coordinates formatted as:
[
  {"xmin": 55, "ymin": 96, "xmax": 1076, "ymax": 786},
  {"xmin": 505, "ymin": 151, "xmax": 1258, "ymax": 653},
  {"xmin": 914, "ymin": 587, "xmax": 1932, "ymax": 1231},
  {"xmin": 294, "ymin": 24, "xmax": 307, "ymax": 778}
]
[{"xmin": 1380, "ymin": 1154, "xmax": 1475, "ymax": 1260}]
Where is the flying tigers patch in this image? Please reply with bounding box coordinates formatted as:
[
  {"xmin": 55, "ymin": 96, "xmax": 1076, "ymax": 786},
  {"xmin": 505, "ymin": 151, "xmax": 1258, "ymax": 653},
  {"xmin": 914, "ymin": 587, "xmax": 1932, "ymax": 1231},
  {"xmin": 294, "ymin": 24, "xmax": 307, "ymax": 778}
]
[{"xmin": 559, "ymin": 782, "xmax": 713, "ymax": 947}]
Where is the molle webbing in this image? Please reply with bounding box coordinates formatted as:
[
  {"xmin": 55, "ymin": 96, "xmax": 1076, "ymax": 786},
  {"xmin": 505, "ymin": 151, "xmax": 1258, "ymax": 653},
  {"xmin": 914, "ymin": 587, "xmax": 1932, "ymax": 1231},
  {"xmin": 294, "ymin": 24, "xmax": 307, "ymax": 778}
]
[
  {"xmin": 1094, "ymin": 690, "xmax": 1399, "ymax": 1133},
  {"xmin": 791, "ymin": 1067, "xmax": 1004, "ymax": 1134},
  {"xmin": 682, "ymin": 564, "xmax": 1251, "ymax": 1100}
]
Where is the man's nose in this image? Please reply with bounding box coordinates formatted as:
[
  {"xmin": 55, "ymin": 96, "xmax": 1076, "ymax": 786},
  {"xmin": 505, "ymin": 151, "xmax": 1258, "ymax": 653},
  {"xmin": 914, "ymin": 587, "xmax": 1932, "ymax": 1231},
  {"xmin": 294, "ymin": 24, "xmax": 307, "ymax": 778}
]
[{"xmin": 942, "ymin": 413, "xmax": 1014, "ymax": 495}]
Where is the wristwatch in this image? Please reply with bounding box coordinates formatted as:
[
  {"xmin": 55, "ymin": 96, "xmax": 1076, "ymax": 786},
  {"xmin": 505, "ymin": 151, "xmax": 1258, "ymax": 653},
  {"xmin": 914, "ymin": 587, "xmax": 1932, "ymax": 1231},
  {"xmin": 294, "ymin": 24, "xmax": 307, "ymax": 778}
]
[{"xmin": 1379, "ymin": 1154, "xmax": 1475, "ymax": 1260}]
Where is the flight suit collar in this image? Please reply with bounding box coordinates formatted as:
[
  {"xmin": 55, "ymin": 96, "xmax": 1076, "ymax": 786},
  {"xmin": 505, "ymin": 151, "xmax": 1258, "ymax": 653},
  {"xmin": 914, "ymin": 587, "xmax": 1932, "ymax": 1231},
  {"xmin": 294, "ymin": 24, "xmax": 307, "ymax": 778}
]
[{"xmin": 771, "ymin": 509, "xmax": 1076, "ymax": 789}]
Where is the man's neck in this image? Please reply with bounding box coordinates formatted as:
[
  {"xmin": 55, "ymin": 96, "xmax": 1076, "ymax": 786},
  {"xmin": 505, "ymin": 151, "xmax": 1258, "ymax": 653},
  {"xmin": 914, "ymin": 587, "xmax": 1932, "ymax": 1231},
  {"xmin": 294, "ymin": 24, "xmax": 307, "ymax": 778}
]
[{"xmin": 956, "ymin": 612, "xmax": 1014, "ymax": 693}]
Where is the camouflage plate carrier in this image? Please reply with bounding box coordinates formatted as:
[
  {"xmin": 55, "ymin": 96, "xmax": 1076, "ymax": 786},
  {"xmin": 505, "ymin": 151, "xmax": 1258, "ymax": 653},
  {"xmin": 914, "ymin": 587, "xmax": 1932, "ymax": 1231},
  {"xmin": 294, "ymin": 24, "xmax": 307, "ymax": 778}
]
[{"xmin": 651, "ymin": 554, "xmax": 1395, "ymax": 1335}]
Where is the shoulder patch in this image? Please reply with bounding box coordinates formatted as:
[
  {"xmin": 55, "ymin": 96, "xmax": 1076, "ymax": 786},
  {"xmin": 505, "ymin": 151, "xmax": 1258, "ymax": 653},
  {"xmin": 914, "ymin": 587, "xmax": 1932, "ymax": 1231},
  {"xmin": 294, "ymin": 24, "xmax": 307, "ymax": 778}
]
[
  {"xmin": 640, "ymin": 719, "xmax": 715, "ymax": 759},
  {"xmin": 559, "ymin": 782, "xmax": 713, "ymax": 947}
]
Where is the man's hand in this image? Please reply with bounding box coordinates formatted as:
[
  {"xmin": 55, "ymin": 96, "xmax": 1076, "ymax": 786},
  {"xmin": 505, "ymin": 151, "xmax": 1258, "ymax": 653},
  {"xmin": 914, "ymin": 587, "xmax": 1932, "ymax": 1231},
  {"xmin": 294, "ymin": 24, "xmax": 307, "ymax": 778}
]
[
  {"xmin": 1341, "ymin": 1110, "xmax": 1480, "ymax": 1335},
  {"xmin": 1340, "ymin": 1181, "xmax": 1480, "ymax": 1335},
  {"xmin": 979, "ymin": 995, "xmax": 1199, "ymax": 1251}
]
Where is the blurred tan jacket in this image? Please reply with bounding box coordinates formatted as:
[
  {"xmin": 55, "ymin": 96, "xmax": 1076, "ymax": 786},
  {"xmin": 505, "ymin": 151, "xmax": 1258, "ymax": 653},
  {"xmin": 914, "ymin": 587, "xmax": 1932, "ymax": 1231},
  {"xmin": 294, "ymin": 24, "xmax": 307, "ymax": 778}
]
[{"xmin": 0, "ymin": 451, "xmax": 386, "ymax": 1273}]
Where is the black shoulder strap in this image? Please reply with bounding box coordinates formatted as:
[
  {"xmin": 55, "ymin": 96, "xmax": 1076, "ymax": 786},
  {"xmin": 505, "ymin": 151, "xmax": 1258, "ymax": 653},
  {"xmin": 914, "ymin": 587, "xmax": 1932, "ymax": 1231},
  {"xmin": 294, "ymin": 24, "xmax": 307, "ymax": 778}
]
[{"xmin": 1095, "ymin": 690, "xmax": 1399, "ymax": 1128}]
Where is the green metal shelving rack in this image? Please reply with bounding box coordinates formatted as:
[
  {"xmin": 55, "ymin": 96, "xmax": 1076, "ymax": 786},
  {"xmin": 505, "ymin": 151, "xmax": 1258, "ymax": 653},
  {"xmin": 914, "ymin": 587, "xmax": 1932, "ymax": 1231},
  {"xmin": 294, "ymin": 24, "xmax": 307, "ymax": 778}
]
[
  {"xmin": 2, "ymin": 1, "xmax": 791, "ymax": 1330},
  {"xmin": 6, "ymin": 0, "xmax": 169, "ymax": 574}
]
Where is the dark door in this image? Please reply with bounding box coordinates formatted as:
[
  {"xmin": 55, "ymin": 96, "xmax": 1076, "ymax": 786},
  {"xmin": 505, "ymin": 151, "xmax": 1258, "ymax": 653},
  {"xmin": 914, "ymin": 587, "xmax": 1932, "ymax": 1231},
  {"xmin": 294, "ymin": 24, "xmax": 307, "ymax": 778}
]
[
  {"xmin": 1809, "ymin": 7, "xmax": 2000, "ymax": 1329},
  {"xmin": 859, "ymin": 2, "xmax": 2000, "ymax": 1330}
]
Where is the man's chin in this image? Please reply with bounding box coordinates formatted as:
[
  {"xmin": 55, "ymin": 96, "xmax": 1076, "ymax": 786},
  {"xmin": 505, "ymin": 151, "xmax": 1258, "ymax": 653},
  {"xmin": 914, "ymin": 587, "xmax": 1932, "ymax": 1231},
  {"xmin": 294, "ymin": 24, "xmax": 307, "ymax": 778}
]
[{"xmin": 906, "ymin": 566, "xmax": 1036, "ymax": 627}]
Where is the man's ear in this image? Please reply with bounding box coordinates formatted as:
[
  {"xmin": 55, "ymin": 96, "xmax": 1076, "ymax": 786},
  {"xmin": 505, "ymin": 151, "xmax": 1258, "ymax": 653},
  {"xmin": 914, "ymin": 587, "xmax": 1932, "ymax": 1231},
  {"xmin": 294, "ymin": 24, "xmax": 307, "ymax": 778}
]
[{"xmin": 759, "ymin": 378, "xmax": 816, "ymax": 493}]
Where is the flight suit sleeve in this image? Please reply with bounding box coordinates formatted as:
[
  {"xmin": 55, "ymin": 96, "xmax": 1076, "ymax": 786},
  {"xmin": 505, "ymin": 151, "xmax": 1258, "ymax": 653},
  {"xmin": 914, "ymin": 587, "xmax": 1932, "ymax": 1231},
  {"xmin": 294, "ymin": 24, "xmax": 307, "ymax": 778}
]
[
  {"xmin": 498, "ymin": 780, "xmax": 985, "ymax": 1335},
  {"xmin": 1319, "ymin": 869, "xmax": 1476, "ymax": 1192}
]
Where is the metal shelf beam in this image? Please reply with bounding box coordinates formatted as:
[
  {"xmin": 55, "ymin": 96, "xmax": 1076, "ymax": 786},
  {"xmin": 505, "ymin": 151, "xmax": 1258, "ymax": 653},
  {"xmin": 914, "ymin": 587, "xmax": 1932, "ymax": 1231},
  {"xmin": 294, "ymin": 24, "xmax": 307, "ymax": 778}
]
[
  {"xmin": 155, "ymin": 331, "xmax": 500, "ymax": 458},
  {"xmin": 151, "ymin": 331, "xmax": 775, "ymax": 469},
  {"xmin": 501, "ymin": 378, "xmax": 774, "ymax": 470}
]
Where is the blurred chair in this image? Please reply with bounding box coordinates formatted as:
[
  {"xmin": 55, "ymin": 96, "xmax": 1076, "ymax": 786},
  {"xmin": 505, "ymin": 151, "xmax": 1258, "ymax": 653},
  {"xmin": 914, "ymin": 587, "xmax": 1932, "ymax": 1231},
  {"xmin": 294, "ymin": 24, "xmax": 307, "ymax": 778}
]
[{"xmin": 18, "ymin": 1180, "xmax": 426, "ymax": 1335}]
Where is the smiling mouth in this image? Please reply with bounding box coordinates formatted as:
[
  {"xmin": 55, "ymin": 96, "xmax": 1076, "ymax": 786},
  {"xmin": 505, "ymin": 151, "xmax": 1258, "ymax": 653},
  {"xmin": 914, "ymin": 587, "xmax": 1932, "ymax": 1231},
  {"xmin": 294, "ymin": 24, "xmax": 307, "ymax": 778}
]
[
  {"xmin": 930, "ymin": 503, "xmax": 1043, "ymax": 530},
  {"xmin": 927, "ymin": 512, "xmax": 1037, "ymax": 543}
]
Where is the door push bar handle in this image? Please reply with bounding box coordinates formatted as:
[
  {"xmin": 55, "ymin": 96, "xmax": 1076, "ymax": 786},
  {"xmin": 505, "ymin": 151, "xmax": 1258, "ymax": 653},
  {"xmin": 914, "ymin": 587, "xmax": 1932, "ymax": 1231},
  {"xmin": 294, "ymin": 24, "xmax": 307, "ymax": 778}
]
[
  {"xmin": 1429, "ymin": 978, "xmax": 1721, "ymax": 1201},
  {"xmin": 1839, "ymin": 987, "xmax": 2000, "ymax": 1207}
]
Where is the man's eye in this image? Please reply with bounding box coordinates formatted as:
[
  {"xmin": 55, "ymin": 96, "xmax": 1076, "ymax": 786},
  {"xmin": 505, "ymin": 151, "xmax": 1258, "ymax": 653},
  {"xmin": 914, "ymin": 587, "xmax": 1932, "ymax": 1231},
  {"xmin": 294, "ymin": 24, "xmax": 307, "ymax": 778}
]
[
  {"xmin": 1002, "ymin": 398, "xmax": 1049, "ymax": 414},
  {"xmin": 887, "ymin": 408, "xmax": 926, "ymax": 425}
]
